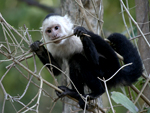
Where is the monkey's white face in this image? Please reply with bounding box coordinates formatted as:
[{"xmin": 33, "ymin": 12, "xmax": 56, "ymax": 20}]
[
  {"xmin": 42, "ymin": 15, "xmax": 83, "ymax": 58},
  {"xmin": 45, "ymin": 24, "xmax": 63, "ymax": 44},
  {"xmin": 42, "ymin": 15, "xmax": 73, "ymax": 45}
]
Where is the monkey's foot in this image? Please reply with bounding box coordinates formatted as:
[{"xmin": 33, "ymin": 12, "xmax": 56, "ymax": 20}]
[{"xmin": 55, "ymin": 86, "xmax": 74, "ymax": 98}]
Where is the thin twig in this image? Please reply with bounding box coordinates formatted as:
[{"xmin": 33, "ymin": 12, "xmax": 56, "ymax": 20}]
[
  {"xmin": 75, "ymin": 0, "xmax": 94, "ymax": 32},
  {"xmin": 120, "ymin": 0, "xmax": 150, "ymax": 48},
  {"xmin": 39, "ymin": 33, "xmax": 90, "ymax": 46},
  {"xmin": 134, "ymin": 74, "xmax": 150, "ymax": 104},
  {"xmin": 103, "ymin": 77, "xmax": 115, "ymax": 113},
  {"xmin": 98, "ymin": 63, "xmax": 132, "ymax": 113},
  {"xmin": 98, "ymin": 63, "xmax": 132, "ymax": 82},
  {"xmin": 130, "ymin": 85, "xmax": 150, "ymax": 106},
  {"xmin": 36, "ymin": 76, "xmax": 43, "ymax": 112}
]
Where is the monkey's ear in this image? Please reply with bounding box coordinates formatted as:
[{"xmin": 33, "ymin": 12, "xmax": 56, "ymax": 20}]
[
  {"xmin": 63, "ymin": 15, "xmax": 73, "ymax": 30},
  {"xmin": 64, "ymin": 14, "xmax": 69, "ymax": 19},
  {"xmin": 64, "ymin": 15, "xmax": 71, "ymax": 23}
]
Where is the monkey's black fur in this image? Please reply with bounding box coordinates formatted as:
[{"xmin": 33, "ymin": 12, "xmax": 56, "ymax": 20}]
[
  {"xmin": 43, "ymin": 13, "xmax": 59, "ymax": 21},
  {"xmin": 30, "ymin": 26, "xmax": 143, "ymax": 109},
  {"xmin": 30, "ymin": 41, "xmax": 61, "ymax": 75}
]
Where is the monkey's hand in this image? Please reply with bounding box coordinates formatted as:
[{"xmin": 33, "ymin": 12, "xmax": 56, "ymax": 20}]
[
  {"xmin": 30, "ymin": 41, "xmax": 42, "ymax": 52},
  {"xmin": 74, "ymin": 26, "xmax": 88, "ymax": 38}
]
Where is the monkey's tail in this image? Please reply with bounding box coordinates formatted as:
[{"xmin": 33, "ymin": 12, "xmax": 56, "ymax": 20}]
[{"xmin": 108, "ymin": 33, "xmax": 143, "ymax": 86}]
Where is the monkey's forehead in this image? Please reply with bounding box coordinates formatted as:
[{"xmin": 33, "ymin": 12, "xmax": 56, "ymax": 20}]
[
  {"xmin": 44, "ymin": 13, "xmax": 60, "ymax": 21},
  {"xmin": 42, "ymin": 16, "xmax": 64, "ymax": 28},
  {"xmin": 42, "ymin": 14, "xmax": 73, "ymax": 32}
]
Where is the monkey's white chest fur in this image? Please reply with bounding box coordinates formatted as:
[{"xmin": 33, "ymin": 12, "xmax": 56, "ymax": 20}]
[{"xmin": 46, "ymin": 36, "xmax": 83, "ymax": 58}]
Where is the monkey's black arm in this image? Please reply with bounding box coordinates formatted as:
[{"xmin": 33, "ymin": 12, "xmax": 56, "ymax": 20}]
[
  {"xmin": 74, "ymin": 26, "xmax": 120, "ymax": 69},
  {"xmin": 30, "ymin": 41, "xmax": 61, "ymax": 75},
  {"xmin": 74, "ymin": 27, "xmax": 99, "ymax": 66}
]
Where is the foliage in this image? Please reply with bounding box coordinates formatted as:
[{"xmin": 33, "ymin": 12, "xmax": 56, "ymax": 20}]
[{"xmin": 111, "ymin": 91, "xmax": 138, "ymax": 113}]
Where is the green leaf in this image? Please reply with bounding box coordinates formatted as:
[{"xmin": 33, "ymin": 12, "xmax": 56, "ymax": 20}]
[
  {"xmin": 147, "ymin": 107, "xmax": 150, "ymax": 113},
  {"xmin": 111, "ymin": 91, "xmax": 138, "ymax": 113}
]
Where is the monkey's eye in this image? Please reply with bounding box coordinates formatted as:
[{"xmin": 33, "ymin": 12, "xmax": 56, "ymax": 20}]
[
  {"xmin": 55, "ymin": 26, "xmax": 59, "ymax": 30},
  {"xmin": 47, "ymin": 30, "xmax": 51, "ymax": 33}
]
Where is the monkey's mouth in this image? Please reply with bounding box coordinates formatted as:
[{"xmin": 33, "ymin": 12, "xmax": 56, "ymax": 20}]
[
  {"xmin": 51, "ymin": 37, "xmax": 62, "ymax": 44},
  {"xmin": 54, "ymin": 40, "xmax": 61, "ymax": 44}
]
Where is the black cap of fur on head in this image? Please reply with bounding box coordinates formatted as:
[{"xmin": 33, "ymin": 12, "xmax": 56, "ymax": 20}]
[{"xmin": 44, "ymin": 13, "xmax": 60, "ymax": 21}]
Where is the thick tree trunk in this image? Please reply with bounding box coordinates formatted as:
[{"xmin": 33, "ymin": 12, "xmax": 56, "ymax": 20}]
[
  {"xmin": 60, "ymin": 0, "xmax": 104, "ymax": 112},
  {"xmin": 135, "ymin": 0, "xmax": 150, "ymax": 100}
]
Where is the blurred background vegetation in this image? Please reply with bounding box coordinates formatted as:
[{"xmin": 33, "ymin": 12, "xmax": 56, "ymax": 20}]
[{"xmin": 0, "ymin": 0, "xmax": 141, "ymax": 113}]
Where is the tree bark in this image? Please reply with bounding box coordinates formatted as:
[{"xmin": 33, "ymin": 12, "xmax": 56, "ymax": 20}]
[
  {"xmin": 135, "ymin": 0, "xmax": 150, "ymax": 100},
  {"xmin": 61, "ymin": 0, "xmax": 104, "ymax": 112}
]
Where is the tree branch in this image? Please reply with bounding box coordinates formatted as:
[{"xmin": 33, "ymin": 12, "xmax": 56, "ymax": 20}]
[{"xmin": 18, "ymin": 0, "xmax": 60, "ymax": 13}]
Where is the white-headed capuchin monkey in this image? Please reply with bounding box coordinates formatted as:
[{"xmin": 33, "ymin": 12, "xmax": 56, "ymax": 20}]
[{"xmin": 30, "ymin": 13, "xmax": 143, "ymax": 109}]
